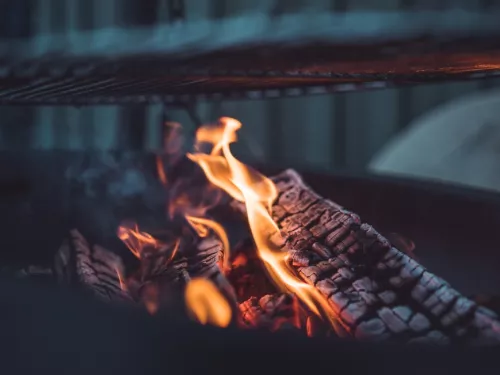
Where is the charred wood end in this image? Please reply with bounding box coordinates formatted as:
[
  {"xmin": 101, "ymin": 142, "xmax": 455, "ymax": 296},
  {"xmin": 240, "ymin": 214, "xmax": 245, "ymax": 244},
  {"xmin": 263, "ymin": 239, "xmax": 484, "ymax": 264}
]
[
  {"xmin": 55, "ymin": 229, "xmax": 133, "ymax": 303},
  {"xmin": 255, "ymin": 168, "xmax": 500, "ymax": 345}
]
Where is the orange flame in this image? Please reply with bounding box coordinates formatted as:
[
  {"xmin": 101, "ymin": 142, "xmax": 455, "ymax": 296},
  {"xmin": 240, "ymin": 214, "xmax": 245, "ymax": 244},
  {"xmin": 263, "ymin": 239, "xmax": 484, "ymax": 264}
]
[
  {"xmin": 185, "ymin": 214, "xmax": 230, "ymax": 271},
  {"xmin": 115, "ymin": 267, "xmax": 127, "ymax": 292},
  {"xmin": 156, "ymin": 156, "xmax": 168, "ymax": 186},
  {"xmin": 117, "ymin": 224, "xmax": 161, "ymax": 259},
  {"xmin": 188, "ymin": 117, "xmax": 342, "ymax": 333},
  {"xmin": 185, "ymin": 278, "xmax": 232, "ymax": 328},
  {"xmin": 168, "ymin": 238, "xmax": 181, "ymax": 264}
]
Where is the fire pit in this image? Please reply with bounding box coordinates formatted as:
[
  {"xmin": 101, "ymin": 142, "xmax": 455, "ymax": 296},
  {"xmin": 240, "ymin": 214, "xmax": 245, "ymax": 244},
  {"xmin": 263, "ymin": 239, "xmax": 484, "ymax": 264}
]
[
  {"xmin": 1, "ymin": 9, "xmax": 500, "ymax": 363},
  {"xmin": 2, "ymin": 117, "xmax": 500, "ymax": 347}
]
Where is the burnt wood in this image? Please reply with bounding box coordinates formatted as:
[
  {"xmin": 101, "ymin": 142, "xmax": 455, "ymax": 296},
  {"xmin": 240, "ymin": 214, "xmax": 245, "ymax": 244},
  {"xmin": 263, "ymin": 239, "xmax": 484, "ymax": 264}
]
[
  {"xmin": 53, "ymin": 227, "xmax": 237, "ymax": 314},
  {"xmin": 134, "ymin": 235, "xmax": 227, "ymax": 284},
  {"xmin": 1, "ymin": 11, "xmax": 500, "ymax": 105},
  {"xmin": 55, "ymin": 229, "xmax": 133, "ymax": 303},
  {"xmin": 233, "ymin": 169, "xmax": 500, "ymax": 345},
  {"xmin": 128, "ymin": 232, "xmax": 237, "ymax": 313}
]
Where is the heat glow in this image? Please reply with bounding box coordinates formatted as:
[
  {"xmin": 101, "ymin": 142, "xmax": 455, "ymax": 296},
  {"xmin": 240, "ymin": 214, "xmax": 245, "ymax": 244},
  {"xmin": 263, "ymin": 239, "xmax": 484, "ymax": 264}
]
[{"xmin": 187, "ymin": 117, "xmax": 341, "ymax": 332}]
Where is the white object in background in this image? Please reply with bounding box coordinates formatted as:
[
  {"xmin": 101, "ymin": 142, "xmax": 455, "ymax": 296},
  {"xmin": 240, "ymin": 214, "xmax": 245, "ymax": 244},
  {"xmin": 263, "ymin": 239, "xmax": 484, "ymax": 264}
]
[{"xmin": 369, "ymin": 88, "xmax": 500, "ymax": 192}]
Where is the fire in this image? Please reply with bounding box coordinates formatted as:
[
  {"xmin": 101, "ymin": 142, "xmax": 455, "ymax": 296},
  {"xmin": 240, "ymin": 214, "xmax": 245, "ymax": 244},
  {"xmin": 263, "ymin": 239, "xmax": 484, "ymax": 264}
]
[
  {"xmin": 156, "ymin": 156, "xmax": 168, "ymax": 186},
  {"xmin": 185, "ymin": 214, "xmax": 230, "ymax": 271},
  {"xmin": 115, "ymin": 267, "xmax": 127, "ymax": 292},
  {"xmin": 188, "ymin": 117, "xmax": 341, "ymax": 333},
  {"xmin": 185, "ymin": 278, "xmax": 232, "ymax": 328},
  {"xmin": 117, "ymin": 223, "xmax": 161, "ymax": 259}
]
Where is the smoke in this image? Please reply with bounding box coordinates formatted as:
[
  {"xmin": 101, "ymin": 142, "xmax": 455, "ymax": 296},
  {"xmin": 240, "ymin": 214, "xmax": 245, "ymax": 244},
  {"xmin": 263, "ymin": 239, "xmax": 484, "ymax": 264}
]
[{"xmin": 65, "ymin": 151, "xmax": 168, "ymax": 254}]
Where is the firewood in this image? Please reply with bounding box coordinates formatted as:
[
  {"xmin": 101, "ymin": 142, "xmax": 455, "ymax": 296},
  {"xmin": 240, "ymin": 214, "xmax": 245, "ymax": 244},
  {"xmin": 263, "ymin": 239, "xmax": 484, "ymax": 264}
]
[
  {"xmin": 135, "ymin": 235, "xmax": 231, "ymax": 288},
  {"xmin": 130, "ymin": 234, "xmax": 237, "ymax": 314},
  {"xmin": 55, "ymin": 229, "xmax": 133, "ymax": 303},
  {"xmin": 232, "ymin": 169, "xmax": 500, "ymax": 345}
]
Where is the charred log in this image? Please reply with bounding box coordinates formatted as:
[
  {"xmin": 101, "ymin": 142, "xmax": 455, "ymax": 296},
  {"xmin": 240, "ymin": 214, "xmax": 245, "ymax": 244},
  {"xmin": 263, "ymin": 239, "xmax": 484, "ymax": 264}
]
[
  {"xmin": 130, "ymin": 233, "xmax": 237, "ymax": 313},
  {"xmin": 233, "ymin": 169, "xmax": 500, "ymax": 345},
  {"xmin": 55, "ymin": 229, "xmax": 132, "ymax": 303}
]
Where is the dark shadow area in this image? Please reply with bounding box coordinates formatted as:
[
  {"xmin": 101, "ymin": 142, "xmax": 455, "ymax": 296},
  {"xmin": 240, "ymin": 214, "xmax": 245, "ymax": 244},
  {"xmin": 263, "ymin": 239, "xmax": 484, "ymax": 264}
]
[{"xmin": 1, "ymin": 277, "xmax": 500, "ymax": 375}]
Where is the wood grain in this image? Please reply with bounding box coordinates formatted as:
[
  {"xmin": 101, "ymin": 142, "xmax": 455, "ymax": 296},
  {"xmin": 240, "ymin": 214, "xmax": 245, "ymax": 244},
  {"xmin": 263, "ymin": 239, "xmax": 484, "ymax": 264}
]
[{"xmin": 233, "ymin": 169, "xmax": 500, "ymax": 345}]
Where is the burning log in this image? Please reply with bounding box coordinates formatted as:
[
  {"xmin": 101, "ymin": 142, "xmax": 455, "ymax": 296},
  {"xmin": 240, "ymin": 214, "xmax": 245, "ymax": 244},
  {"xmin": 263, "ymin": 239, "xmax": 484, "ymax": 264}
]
[
  {"xmin": 130, "ymin": 234, "xmax": 237, "ymax": 310},
  {"xmin": 233, "ymin": 169, "xmax": 500, "ymax": 345},
  {"xmin": 115, "ymin": 221, "xmax": 237, "ymax": 315},
  {"xmin": 54, "ymin": 229, "xmax": 132, "ymax": 303}
]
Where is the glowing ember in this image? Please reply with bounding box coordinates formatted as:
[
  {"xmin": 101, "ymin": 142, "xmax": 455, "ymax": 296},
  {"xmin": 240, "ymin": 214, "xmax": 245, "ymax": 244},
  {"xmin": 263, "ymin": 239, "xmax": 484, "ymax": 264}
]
[
  {"xmin": 142, "ymin": 283, "xmax": 160, "ymax": 315},
  {"xmin": 185, "ymin": 278, "xmax": 232, "ymax": 328},
  {"xmin": 156, "ymin": 156, "xmax": 168, "ymax": 186},
  {"xmin": 188, "ymin": 117, "xmax": 341, "ymax": 333}
]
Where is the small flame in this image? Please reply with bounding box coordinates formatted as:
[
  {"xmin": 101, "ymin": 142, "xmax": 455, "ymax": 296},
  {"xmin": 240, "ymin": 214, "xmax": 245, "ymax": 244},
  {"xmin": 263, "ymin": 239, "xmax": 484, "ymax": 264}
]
[
  {"xmin": 115, "ymin": 267, "xmax": 127, "ymax": 292},
  {"xmin": 156, "ymin": 156, "xmax": 168, "ymax": 186},
  {"xmin": 117, "ymin": 223, "xmax": 161, "ymax": 259},
  {"xmin": 168, "ymin": 238, "xmax": 181, "ymax": 264},
  {"xmin": 188, "ymin": 117, "xmax": 342, "ymax": 333},
  {"xmin": 185, "ymin": 278, "xmax": 232, "ymax": 328},
  {"xmin": 185, "ymin": 214, "xmax": 230, "ymax": 271},
  {"xmin": 142, "ymin": 283, "xmax": 159, "ymax": 315}
]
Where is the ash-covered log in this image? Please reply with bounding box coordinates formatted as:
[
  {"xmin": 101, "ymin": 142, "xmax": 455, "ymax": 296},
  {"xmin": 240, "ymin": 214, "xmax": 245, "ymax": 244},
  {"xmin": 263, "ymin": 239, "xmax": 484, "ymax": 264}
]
[{"xmin": 233, "ymin": 169, "xmax": 500, "ymax": 345}]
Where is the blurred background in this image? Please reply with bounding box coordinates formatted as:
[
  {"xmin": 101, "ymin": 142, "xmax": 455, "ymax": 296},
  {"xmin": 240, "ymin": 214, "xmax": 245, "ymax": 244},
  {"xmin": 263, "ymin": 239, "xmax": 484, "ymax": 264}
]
[{"xmin": 2, "ymin": 0, "xmax": 500, "ymax": 191}]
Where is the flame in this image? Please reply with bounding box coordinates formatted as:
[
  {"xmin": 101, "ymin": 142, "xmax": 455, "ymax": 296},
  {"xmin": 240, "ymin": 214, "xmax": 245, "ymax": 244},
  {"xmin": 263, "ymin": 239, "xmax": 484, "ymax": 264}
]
[
  {"xmin": 168, "ymin": 238, "xmax": 181, "ymax": 264},
  {"xmin": 156, "ymin": 156, "xmax": 168, "ymax": 186},
  {"xmin": 115, "ymin": 267, "xmax": 127, "ymax": 292},
  {"xmin": 117, "ymin": 223, "xmax": 161, "ymax": 259},
  {"xmin": 188, "ymin": 117, "xmax": 342, "ymax": 333},
  {"xmin": 185, "ymin": 278, "xmax": 232, "ymax": 328},
  {"xmin": 195, "ymin": 123, "xmax": 238, "ymax": 155}
]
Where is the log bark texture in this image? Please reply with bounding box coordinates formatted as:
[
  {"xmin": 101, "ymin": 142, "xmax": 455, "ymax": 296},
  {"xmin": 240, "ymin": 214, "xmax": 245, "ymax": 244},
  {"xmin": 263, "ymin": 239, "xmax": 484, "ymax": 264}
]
[
  {"xmin": 55, "ymin": 229, "xmax": 132, "ymax": 303},
  {"xmin": 237, "ymin": 169, "xmax": 500, "ymax": 345},
  {"xmin": 131, "ymin": 234, "xmax": 237, "ymax": 313}
]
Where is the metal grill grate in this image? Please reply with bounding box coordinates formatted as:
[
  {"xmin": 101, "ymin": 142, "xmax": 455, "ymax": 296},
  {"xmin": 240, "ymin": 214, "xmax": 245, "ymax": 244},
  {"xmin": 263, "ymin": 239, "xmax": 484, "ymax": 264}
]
[{"xmin": 1, "ymin": 11, "xmax": 500, "ymax": 105}]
